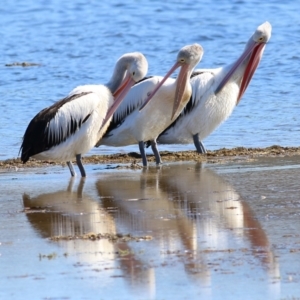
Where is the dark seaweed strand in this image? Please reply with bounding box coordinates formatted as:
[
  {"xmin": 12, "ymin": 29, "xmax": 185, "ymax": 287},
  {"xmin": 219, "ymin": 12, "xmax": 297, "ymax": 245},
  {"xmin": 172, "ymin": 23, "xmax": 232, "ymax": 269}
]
[{"xmin": 20, "ymin": 91, "xmax": 92, "ymax": 162}]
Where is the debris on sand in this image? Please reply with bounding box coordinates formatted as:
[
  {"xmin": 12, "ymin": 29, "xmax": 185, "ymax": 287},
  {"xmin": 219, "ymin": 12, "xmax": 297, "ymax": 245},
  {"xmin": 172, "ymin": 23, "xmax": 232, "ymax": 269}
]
[
  {"xmin": 1, "ymin": 146, "xmax": 300, "ymax": 170},
  {"xmin": 49, "ymin": 232, "xmax": 153, "ymax": 242}
]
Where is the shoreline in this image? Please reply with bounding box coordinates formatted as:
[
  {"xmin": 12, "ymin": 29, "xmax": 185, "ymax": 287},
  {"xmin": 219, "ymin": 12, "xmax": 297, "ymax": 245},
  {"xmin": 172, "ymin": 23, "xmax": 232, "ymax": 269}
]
[{"xmin": 1, "ymin": 145, "xmax": 300, "ymax": 170}]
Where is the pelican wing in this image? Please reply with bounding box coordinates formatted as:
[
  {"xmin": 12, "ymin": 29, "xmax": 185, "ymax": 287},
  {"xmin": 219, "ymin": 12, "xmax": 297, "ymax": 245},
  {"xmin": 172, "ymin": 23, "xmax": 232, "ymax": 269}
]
[
  {"xmin": 158, "ymin": 70, "xmax": 216, "ymax": 135},
  {"xmin": 103, "ymin": 76, "xmax": 161, "ymax": 137},
  {"xmin": 20, "ymin": 91, "xmax": 95, "ymax": 162}
]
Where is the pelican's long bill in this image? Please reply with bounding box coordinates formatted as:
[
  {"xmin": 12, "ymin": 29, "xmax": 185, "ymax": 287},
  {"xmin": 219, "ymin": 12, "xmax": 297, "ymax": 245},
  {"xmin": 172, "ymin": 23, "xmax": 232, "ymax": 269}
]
[
  {"xmin": 215, "ymin": 39, "xmax": 266, "ymax": 103},
  {"xmin": 139, "ymin": 61, "xmax": 190, "ymax": 120},
  {"xmin": 237, "ymin": 42, "xmax": 266, "ymax": 102},
  {"xmin": 171, "ymin": 63, "xmax": 190, "ymax": 119},
  {"xmin": 139, "ymin": 62, "xmax": 180, "ymax": 112},
  {"xmin": 101, "ymin": 73, "xmax": 135, "ymax": 129}
]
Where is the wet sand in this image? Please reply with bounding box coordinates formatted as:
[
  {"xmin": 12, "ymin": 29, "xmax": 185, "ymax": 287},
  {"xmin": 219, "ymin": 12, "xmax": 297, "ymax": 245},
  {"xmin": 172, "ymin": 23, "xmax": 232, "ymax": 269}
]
[
  {"xmin": 1, "ymin": 147, "xmax": 300, "ymax": 299},
  {"xmin": 1, "ymin": 145, "xmax": 300, "ymax": 171}
]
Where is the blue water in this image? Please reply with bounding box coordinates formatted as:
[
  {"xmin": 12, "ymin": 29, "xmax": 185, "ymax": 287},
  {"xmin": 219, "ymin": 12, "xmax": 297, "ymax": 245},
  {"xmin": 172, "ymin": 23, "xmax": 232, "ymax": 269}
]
[{"xmin": 0, "ymin": 0, "xmax": 299, "ymax": 160}]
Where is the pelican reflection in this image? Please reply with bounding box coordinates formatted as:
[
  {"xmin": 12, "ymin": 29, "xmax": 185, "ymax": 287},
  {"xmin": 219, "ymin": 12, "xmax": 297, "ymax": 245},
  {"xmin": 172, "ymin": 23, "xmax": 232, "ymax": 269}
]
[
  {"xmin": 22, "ymin": 178, "xmax": 116, "ymax": 263},
  {"xmin": 22, "ymin": 177, "xmax": 155, "ymax": 298},
  {"xmin": 22, "ymin": 164, "xmax": 280, "ymax": 299},
  {"xmin": 96, "ymin": 163, "xmax": 280, "ymax": 290}
]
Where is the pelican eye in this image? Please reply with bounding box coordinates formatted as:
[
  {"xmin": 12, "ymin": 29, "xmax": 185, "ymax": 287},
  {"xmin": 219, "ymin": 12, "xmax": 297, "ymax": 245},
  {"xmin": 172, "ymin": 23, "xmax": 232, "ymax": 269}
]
[
  {"xmin": 258, "ymin": 37, "xmax": 263, "ymax": 42},
  {"xmin": 132, "ymin": 71, "xmax": 135, "ymax": 76}
]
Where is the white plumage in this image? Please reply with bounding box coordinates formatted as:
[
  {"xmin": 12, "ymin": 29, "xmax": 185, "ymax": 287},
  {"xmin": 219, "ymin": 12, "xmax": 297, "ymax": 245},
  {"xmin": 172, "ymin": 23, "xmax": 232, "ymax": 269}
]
[
  {"xmin": 20, "ymin": 52, "xmax": 149, "ymax": 177},
  {"xmin": 157, "ymin": 21, "xmax": 272, "ymax": 153},
  {"xmin": 99, "ymin": 44, "xmax": 204, "ymax": 166},
  {"xmin": 101, "ymin": 76, "xmax": 175, "ymax": 145},
  {"xmin": 39, "ymin": 86, "xmax": 112, "ymax": 161}
]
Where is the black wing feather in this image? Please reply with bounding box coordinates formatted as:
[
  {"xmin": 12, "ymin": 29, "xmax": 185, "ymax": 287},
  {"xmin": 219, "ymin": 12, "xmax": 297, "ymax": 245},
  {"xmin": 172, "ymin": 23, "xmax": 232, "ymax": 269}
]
[{"xmin": 20, "ymin": 91, "xmax": 91, "ymax": 162}]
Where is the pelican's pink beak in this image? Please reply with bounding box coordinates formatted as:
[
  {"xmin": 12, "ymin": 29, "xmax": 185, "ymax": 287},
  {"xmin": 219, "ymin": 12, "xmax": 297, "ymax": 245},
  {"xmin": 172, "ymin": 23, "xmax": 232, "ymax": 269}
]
[
  {"xmin": 139, "ymin": 61, "xmax": 190, "ymax": 119},
  {"xmin": 171, "ymin": 63, "xmax": 190, "ymax": 119},
  {"xmin": 101, "ymin": 73, "xmax": 135, "ymax": 129},
  {"xmin": 215, "ymin": 40, "xmax": 266, "ymax": 104},
  {"xmin": 139, "ymin": 62, "xmax": 181, "ymax": 112},
  {"xmin": 237, "ymin": 42, "xmax": 265, "ymax": 102}
]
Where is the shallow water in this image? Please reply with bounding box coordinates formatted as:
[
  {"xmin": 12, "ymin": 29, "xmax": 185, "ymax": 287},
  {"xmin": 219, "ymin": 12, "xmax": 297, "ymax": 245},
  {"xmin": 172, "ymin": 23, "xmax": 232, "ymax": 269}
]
[
  {"xmin": 1, "ymin": 2, "xmax": 300, "ymax": 299},
  {"xmin": 1, "ymin": 158, "xmax": 300, "ymax": 299},
  {"xmin": 0, "ymin": 1, "xmax": 300, "ymax": 160}
]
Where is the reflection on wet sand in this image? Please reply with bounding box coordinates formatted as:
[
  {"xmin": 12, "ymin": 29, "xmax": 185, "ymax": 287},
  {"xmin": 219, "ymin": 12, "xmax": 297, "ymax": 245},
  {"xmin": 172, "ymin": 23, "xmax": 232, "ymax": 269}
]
[
  {"xmin": 23, "ymin": 177, "xmax": 156, "ymax": 296},
  {"xmin": 160, "ymin": 163, "xmax": 280, "ymax": 290},
  {"xmin": 96, "ymin": 163, "xmax": 280, "ymax": 294},
  {"xmin": 159, "ymin": 164, "xmax": 276, "ymax": 266},
  {"xmin": 23, "ymin": 163, "xmax": 280, "ymax": 298},
  {"xmin": 23, "ymin": 178, "xmax": 117, "ymax": 262}
]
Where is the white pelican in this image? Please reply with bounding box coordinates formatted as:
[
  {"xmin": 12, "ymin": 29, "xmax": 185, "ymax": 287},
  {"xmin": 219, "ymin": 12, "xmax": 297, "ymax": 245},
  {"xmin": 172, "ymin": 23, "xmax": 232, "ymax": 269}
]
[
  {"xmin": 98, "ymin": 44, "xmax": 204, "ymax": 166},
  {"xmin": 157, "ymin": 21, "xmax": 272, "ymax": 153},
  {"xmin": 20, "ymin": 52, "xmax": 148, "ymax": 177}
]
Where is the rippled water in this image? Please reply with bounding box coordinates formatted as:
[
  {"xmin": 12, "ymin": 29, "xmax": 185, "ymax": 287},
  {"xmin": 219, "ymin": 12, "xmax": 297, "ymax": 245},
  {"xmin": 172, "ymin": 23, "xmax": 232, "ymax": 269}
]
[{"xmin": 0, "ymin": 0, "xmax": 299, "ymax": 160}]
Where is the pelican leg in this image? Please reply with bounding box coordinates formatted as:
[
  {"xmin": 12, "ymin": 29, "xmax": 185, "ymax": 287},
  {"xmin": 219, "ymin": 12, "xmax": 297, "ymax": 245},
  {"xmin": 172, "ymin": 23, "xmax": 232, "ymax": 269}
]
[
  {"xmin": 76, "ymin": 154, "xmax": 86, "ymax": 177},
  {"xmin": 150, "ymin": 139, "xmax": 162, "ymax": 165},
  {"xmin": 193, "ymin": 133, "xmax": 207, "ymax": 154},
  {"xmin": 138, "ymin": 141, "xmax": 148, "ymax": 167},
  {"xmin": 67, "ymin": 161, "xmax": 76, "ymax": 177}
]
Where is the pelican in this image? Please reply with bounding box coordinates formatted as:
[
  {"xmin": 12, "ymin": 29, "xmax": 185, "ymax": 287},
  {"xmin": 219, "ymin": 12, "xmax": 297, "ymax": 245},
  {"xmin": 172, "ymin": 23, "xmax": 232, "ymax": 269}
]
[
  {"xmin": 19, "ymin": 52, "xmax": 148, "ymax": 177},
  {"xmin": 157, "ymin": 21, "xmax": 272, "ymax": 153},
  {"xmin": 98, "ymin": 44, "xmax": 204, "ymax": 166}
]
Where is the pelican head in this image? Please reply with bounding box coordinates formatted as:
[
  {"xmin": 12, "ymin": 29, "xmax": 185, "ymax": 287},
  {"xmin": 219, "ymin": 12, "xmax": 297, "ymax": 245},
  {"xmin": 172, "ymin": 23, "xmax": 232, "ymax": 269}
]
[
  {"xmin": 140, "ymin": 43, "xmax": 203, "ymax": 119},
  {"xmin": 172, "ymin": 44, "xmax": 204, "ymax": 118},
  {"xmin": 215, "ymin": 21, "xmax": 272, "ymax": 103},
  {"xmin": 102, "ymin": 52, "xmax": 148, "ymax": 128},
  {"xmin": 252, "ymin": 21, "xmax": 272, "ymax": 44},
  {"xmin": 127, "ymin": 52, "xmax": 149, "ymax": 83}
]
